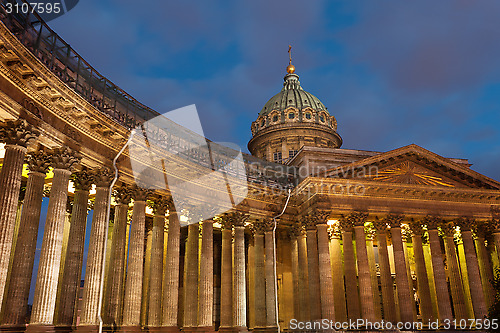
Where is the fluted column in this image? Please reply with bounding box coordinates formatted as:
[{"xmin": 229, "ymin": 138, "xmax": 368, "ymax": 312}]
[
  {"xmin": 28, "ymin": 148, "xmax": 80, "ymax": 330},
  {"xmin": 289, "ymin": 225, "xmax": 301, "ymax": 320},
  {"xmin": 55, "ymin": 168, "xmax": 93, "ymax": 327},
  {"xmin": 264, "ymin": 219, "xmax": 278, "ymax": 331},
  {"xmin": 197, "ymin": 218, "xmax": 214, "ymax": 331},
  {"xmin": 252, "ymin": 220, "xmax": 267, "ymax": 330},
  {"xmin": 457, "ymin": 218, "xmax": 487, "ymax": 319},
  {"xmin": 316, "ymin": 212, "xmax": 335, "ymax": 321},
  {"xmin": 328, "ymin": 224, "xmax": 347, "ymax": 322},
  {"xmin": 148, "ymin": 197, "xmax": 170, "ymax": 329},
  {"xmin": 366, "ymin": 231, "xmax": 381, "ymax": 320},
  {"xmin": 302, "ymin": 214, "xmax": 322, "ymax": 321},
  {"xmin": 350, "ymin": 213, "xmax": 375, "ymax": 322},
  {"xmin": 183, "ymin": 220, "xmax": 200, "ymax": 329},
  {"xmin": 474, "ymin": 222, "xmax": 495, "ymax": 308},
  {"xmin": 440, "ymin": 222, "xmax": 467, "ymax": 320},
  {"xmin": 297, "ymin": 226, "xmax": 310, "ymax": 321},
  {"xmin": 386, "ymin": 215, "xmax": 414, "ymax": 323},
  {"xmin": 0, "ymin": 119, "xmax": 38, "ymax": 310},
  {"xmin": 1, "ymin": 151, "xmax": 50, "ymax": 327},
  {"xmin": 339, "ymin": 216, "xmax": 360, "ymax": 320},
  {"xmin": 219, "ymin": 215, "xmax": 234, "ymax": 331},
  {"xmin": 78, "ymin": 168, "xmax": 113, "ymax": 329},
  {"xmin": 121, "ymin": 186, "xmax": 150, "ymax": 330},
  {"xmin": 424, "ymin": 216, "xmax": 453, "ymax": 321},
  {"xmin": 232, "ymin": 212, "xmax": 249, "ymax": 332},
  {"xmin": 103, "ymin": 183, "xmax": 132, "ymax": 327},
  {"xmin": 373, "ymin": 219, "xmax": 396, "ymax": 323},
  {"xmin": 162, "ymin": 209, "xmax": 181, "ymax": 332},
  {"xmin": 409, "ymin": 221, "xmax": 434, "ymax": 323}
]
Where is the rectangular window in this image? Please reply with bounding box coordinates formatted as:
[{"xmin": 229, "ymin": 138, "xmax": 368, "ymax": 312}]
[
  {"xmin": 289, "ymin": 150, "xmax": 298, "ymax": 159},
  {"xmin": 273, "ymin": 152, "xmax": 282, "ymax": 163}
]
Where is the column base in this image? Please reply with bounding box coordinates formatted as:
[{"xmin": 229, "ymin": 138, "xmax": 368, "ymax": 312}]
[
  {"xmin": 118, "ymin": 326, "xmax": 142, "ymax": 333},
  {"xmin": 74, "ymin": 325, "xmax": 99, "ymax": 333},
  {"xmin": 183, "ymin": 327, "xmax": 216, "ymax": 333},
  {"xmin": 0, "ymin": 325, "xmax": 27, "ymax": 333},
  {"xmin": 251, "ymin": 327, "xmax": 278, "ymax": 333},
  {"xmin": 25, "ymin": 325, "xmax": 57, "ymax": 333},
  {"xmin": 155, "ymin": 327, "xmax": 180, "ymax": 333}
]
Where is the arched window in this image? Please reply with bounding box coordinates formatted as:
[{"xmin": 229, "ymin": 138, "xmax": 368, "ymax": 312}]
[{"xmin": 288, "ymin": 112, "xmax": 295, "ymax": 119}]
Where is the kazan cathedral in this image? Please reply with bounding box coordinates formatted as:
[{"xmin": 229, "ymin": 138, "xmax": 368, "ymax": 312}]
[{"xmin": 0, "ymin": 4, "xmax": 500, "ymax": 333}]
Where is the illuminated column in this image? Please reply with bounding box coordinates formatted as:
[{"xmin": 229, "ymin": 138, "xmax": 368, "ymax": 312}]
[
  {"xmin": 316, "ymin": 214, "xmax": 335, "ymax": 321},
  {"xmin": 302, "ymin": 214, "xmax": 322, "ymax": 321},
  {"xmin": 197, "ymin": 218, "xmax": 214, "ymax": 331},
  {"xmin": 148, "ymin": 197, "xmax": 170, "ymax": 329},
  {"xmin": 339, "ymin": 216, "xmax": 360, "ymax": 320},
  {"xmin": 373, "ymin": 219, "xmax": 396, "ymax": 323},
  {"xmin": 366, "ymin": 230, "xmax": 382, "ymax": 320},
  {"xmin": 252, "ymin": 220, "xmax": 267, "ymax": 330},
  {"xmin": 1, "ymin": 151, "xmax": 50, "ymax": 327},
  {"xmin": 352, "ymin": 213, "xmax": 375, "ymax": 321},
  {"xmin": 219, "ymin": 215, "xmax": 233, "ymax": 331},
  {"xmin": 474, "ymin": 222, "xmax": 495, "ymax": 308},
  {"xmin": 289, "ymin": 225, "xmax": 301, "ymax": 320},
  {"xmin": 264, "ymin": 219, "xmax": 278, "ymax": 331},
  {"xmin": 55, "ymin": 168, "xmax": 93, "ymax": 327},
  {"xmin": 440, "ymin": 222, "xmax": 467, "ymax": 320},
  {"xmin": 409, "ymin": 221, "xmax": 434, "ymax": 322},
  {"xmin": 121, "ymin": 185, "xmax": 150, "ymax": 330},
  {"xmin": 0, "ymin": 119, "xmax": 38, "ymax": 309},
  {"xmin": 141, "ymin": 225, "xmax": 153, "ymax": 326},
  {"xmin": 424, "ymin": 216, "xmax": 453, "ymax": 321},
  {"xmin": 297, "ymin": 225, "xmax": 310, "ymax": 321},
  {"xmin": 328, "ymin": 224, "xmax": 347, "ymax": 322},
  {"xmin": 232, "ymin": 212, "xmax": 249, "ymax": 332},
  {"xmin": 104, "ymin": 183, "xmax": 132, "ymax": 327},
  {"xmin": 386, "ymin": 215, "xmax": 414, "ymax": 323},
  {"xmin": 28, "ymin": 148, "xmax": 80, "ymax": 329},
  {"xmin": 457, "ymin": 218, "xmax": 487, "ymax": 319},
  {"xmin": 162, "ymin": 209, "xmax": 181, "ymax": 332},
  {"xmin": 183, "ymin": 220, "xmax": 200, "ymax": 330},
  {"xmin": 78, "ymin": 168, "xmax": 113, "ymax": 329}
]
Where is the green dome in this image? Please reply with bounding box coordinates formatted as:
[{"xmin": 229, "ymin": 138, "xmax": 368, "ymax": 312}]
[{"xmin": 259, "ymin": 73, "xmax": 328, "ymax": 116}]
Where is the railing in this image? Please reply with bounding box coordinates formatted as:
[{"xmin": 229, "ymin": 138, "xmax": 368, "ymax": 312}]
[{"xmin": 0, "ymin": 0, "xmax": 298, "ymax": 188}]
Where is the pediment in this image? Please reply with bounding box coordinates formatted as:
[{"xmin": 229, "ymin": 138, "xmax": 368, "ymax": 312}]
[{"xmin": 323, "ymin": 144, "xmax": 500, "ymax": 190}]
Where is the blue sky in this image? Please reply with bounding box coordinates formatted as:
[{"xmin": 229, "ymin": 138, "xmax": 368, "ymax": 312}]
[{"xmin": 47, "ymin": 0, "xmax": 500, "ymax": 181}]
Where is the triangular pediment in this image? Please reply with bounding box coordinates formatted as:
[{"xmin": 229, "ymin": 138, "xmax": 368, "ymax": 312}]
[{"xmin": 323, "ymin": 144, "xmax": 500, "ymax": 190}]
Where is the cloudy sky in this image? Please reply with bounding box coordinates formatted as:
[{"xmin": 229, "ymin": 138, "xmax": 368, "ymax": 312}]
[{"xmin": 48, "ymin": 0, "xmax": 500, "ymax": 181}]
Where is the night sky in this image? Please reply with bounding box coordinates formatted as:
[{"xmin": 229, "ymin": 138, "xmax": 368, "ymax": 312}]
[{"xmin": 48, "ymin": 0, "xmax": 500, "ymax": 182}]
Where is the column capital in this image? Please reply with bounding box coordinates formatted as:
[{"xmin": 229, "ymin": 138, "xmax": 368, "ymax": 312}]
[
  {"xmin": 26, "ymin": 149, "xmax": 51, "ymax": 174},
  {"xmin": 384, "ymin": 213, "xmax": 404, "ymax": 228},
  {"xmin": 252, "ymin": 219, "xmax": 271, "ymax": 235},
  {"xmin": 288, "ymin": 223, "xmax": 304, "ymax": 239},
  {"xmin": 409, "ymin": 220, "xmax": 424, "ymax": 236},
  {"xmin": 327, "ymin": 224, "xmax": 341, "ymax": 240},
  {"xmin": 219, "ymin": 213, "xmax": 233, "ymax": 230},
  {"xmin": 0, "ymin": 118, "xmax": 39, "ymax": 147},
  {"xmin": 131, "ymin": 184, "xmax": 151, "ymax": 201},
  {"xmin": 490, "ymin": 218, "xmax": 500, "ymax": 233},
  {"xmin": 440, "ymin": 221, "xmax": 456, "ymax": 238},
  {"xmin": 148, "ymin": 195, "xmax": 171, "ymax": 215},
  {"xmin": 50, "ymin": 147, "xmax": 81, "ymax": 171},
  {"xmin": 373, "ymin": 218, "xmax": 389, "ymax": 234},
  {"xmin": 473, "ymin": 220, "xmax": 493, "ymax": 240},
  {"xmin": 455, "ymin": 217, "xmax": 475, "ymax": 232},
  {"xmin": 222, "ymin": 211, "xmax": 249, "ymax": 228},
  {"xmin": 113, "ymin": 182, "xmax": 133, "ymax": 204},
  {"xmin": 71, "ymin": 167, "xmax": 94, "ymax": 191},
  {"xmin": 92, "ymin": 167, "xmax": 114, "ymax": 187},
  {"xmin": 302, "ymin": 213, "xmax": 318, "ymax": 230},
  {"xmin": 423, "ymin": 215, "xmax": 444, "ymax": 230},
  {"xmin": 339, "ymin": 215, "xmax": 354, "ymax": 232}
]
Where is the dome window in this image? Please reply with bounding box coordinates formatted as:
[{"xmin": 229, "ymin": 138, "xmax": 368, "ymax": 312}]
[
  {"xmin": 289, "ymin": 99, "xmax": 293, "ymax": 103},
  {"xmin": 305, "ymin": 100, "xmax": 308, "ymax": 104},
  {"xmin": 261, "ymin": 119, "xmax": 265, "ymax": 127},
  {"xmin": 319, "ymin": 115, "xmax": 325, "ymax": 122},
  {"xmin": 288, "ymin": 113, "xmax": 295, "ymax": 119},
  {"xmin": 273, "ymin": 115, "xmax": 278, "ymax": 122},
  {"xmin": 305, "ymin": 113, "xmax": 312, "ymax": 120}
]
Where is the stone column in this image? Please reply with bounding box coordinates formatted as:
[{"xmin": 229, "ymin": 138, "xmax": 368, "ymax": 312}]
[
  {"xmin": 328, "ymin": 224, "xmax": 347, "ymax": 322},
  {"xmin": 183, "ymin": 220, "xmax": 200, "ymax": 330},
  {"xmin": 457, "ymin": 218, "xmax": 487, "ymax": 319},
  {"xmin": 103, "ymin": 183, "xmax": 132, "ymax": 327},
  {"xmin": 253, "ymin": 220, "xmax": 267, "ymax": 330},
  {"xmin": 373, "ymin": 219, "xmax": 396, "ymax": 323},
  {"xmin": 232, "ymin": 212, "xmax": 250, "ymax": 333},
  {"xmin": 440, "ymin": 221, "xmax": 468, "ymax": 320},
  {"xmin": 197, "ymin": 218, "xmax": 214, "ymax": 332},
  {"xmin": 316, "ymin": 213, "xmax": 335, "ymax": 321},
  {"xmin": 219, "ymin": 215, "xmax": 234, "ymax": 331},
  {"xmin": 54, "ymin": 168, "xmax": 93, "ymax": 327},
  {"xmin": 366, "ymin": 230, "xmax": 382, "ymax": 320},
  {"xmin": 474, "ymin": 222, "xmax": 495, "ymax": 308},
  {"xmin": 264, "ymin": 219, "xmax": 278, "ymax": 331},
  {"xmin": 424, "ymin": 216, "xmax": 453, "ymax": 321},
  {"xmin": 339, "ymin": 216, "xmax": 360, "ymax": 320},
  {"xmin": 0, "ymin": 119, "xmax": 38, "ymax": 309},
  {"xmin": 162, "ymin": 209, "xmax": 181, "ymax": 332},
  {"xmin": 409, "ymin": 221, "xmax": 434, "ymax": 323},
  {"xmin": 289, "ymin": 225, "xmax": 301, "ymax": 320},
  {"xmin": 1, "ymin": 150, "xmax": 50, "ymax": 328},
  {"xmin": 302, "ymin": 214, "xmax": 322, "ymax": 321},
  {"xmin": 296, "ymin": 226, "xmax": 310, "ymax": 321},
  {"xmin": 148, "ymin": 197, "xmax": 170, "ymax": 329},
  {"xmin": 78, "ymin": 168, "xmax": 113, "ymax": 330},
  {"xmin": 141, "ymin": 225, "xmax": 153, "ymax": 326},
  {"xmin": 121, "ymin": 185, "xmax": 150, "ymax": 331},
  {"xmin": 28, "ymin": 148, "xmax": 80, "ymax": 330},
  {"xmin": 386, "ymin": 214, "xmax": 414, "ymax": 323},
  {"xmin": 351, "ymin": 213, "xmax": 376, "ymax": 322}
]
